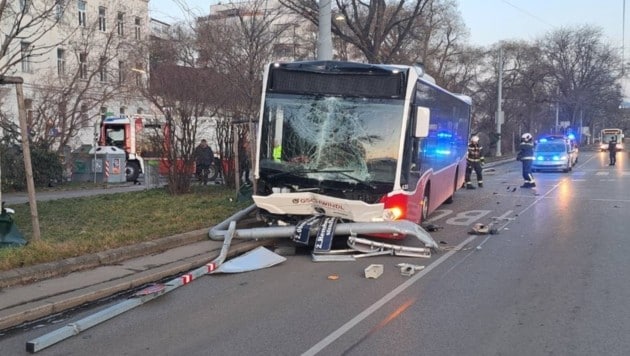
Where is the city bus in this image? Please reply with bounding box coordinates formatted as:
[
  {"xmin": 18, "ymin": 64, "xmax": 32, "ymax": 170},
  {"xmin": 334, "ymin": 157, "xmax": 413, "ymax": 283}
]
[
  {"xmin": 252, "ymin": 61, "xmax": 471, "ymax": 235},
  {"xmin": 600, "ymin": 128, "xmax": 624, "ymax": 151}
]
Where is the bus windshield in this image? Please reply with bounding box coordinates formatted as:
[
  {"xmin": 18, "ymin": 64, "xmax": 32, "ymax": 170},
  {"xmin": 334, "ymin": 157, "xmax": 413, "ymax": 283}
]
[{"xmin": 259, "ymin": 93, "xmax": 404, "ymax": 185}]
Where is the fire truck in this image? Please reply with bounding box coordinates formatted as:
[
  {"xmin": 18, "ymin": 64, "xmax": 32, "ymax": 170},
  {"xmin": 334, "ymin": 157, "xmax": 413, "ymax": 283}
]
[
  {"xmin": 98, "ymin": 115, "xmax": 149, "ymax": 182},
  {"xmin": 98, "ymin": 115, "xmax": 219, "ymax": 182}
]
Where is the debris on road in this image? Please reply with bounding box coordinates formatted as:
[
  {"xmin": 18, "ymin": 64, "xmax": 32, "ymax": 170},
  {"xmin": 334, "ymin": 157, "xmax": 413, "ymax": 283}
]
[
  {"xmin": 364, "ymin": 264, "xmax": 384, "ymax": 279},
  {"xmin": 422, "ymin": 223, "xmax": 443, "ymax": 232},
  {"xmin": 397, "ymin": 263, "xmax": 425, "ymax": 276},
  {"xmin": 468, "ymin": 223, "xmax": 500, "ymax": 235}
]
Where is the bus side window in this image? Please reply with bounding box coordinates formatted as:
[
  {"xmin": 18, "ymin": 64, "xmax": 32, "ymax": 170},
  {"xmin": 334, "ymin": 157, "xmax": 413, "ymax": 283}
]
[
  {"xmin": 411, "ymin": 137, "xmax": 423, "ymax": 172},
  {"xmin": 406, "ymin": 137, "xmax": 423, "ymax": 190}
]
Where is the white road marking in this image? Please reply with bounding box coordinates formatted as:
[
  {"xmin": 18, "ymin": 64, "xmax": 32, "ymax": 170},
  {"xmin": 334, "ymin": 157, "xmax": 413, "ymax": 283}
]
[
  {"xmin": 303, "ymin": 175, "xmax": 566, "ymax": 355},
  {"xmin": 301, "ymin": 234, "xmax": 478, "ymax": 356}
]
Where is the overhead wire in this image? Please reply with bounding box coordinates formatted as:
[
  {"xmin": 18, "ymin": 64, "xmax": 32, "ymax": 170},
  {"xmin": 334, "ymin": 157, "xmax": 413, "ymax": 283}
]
[{"xmin": 501, "ymin": 0, "xmax": 556, "ymax": 29}]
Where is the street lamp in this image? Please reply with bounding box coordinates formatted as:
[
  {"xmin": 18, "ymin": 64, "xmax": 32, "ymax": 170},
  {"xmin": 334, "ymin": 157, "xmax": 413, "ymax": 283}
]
[
  {"xmin": 496, "ymin": 47, "xmax": 503, "ymax": 157},
  {"xmin": 317, "ymin": 0, "xmax": 333, "ymax": 60}
]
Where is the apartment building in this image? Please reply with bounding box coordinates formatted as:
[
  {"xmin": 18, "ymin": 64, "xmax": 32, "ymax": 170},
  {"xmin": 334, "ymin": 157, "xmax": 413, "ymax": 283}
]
[
  {"xmin": 205, "ymin": 0, "xmax": 315, "ymax": 62},
  {"xmin": 0, "ymin": 0, "xmax": 151, "ymax": 148}
]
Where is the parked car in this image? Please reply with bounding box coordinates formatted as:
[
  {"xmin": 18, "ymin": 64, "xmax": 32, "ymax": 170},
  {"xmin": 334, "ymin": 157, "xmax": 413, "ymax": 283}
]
[{"xmin": 532, "ymin": 138, "xmax": 578, "ymax": 173}]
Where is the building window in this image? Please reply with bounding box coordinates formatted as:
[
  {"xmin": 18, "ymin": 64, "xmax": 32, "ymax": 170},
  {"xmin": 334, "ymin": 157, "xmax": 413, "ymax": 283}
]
[
  {"xmin": 79, "ymin": 52, "xmax": 87, "ymax": 79},
  {"xmin": 120, "ymin": 107, "xmax": 126, "ymax": 115},
  {"xmin": 98, "ymin": 7, "xmax": 106, "ymax": 32},
  {"xmin": 117, "ymin": 12, "xmax": 124, "ymax": 36},
  {"xmin": 80, "ymin": 104, "xmax": 88, "ymax": 120},
  {"xmin": 55, "ymin": 0, "xmax": 64, "ymax": 20},
  {"xmin": 134, "ymin": 17, "xmax": 141, "ymax": 40},
  {"xmin": 57, "ymin": 48, "xmax": 65, "ymax": 76},
  {"xmin": 20, "ymin": 0, "xmax": 31, "ymax": 13},
  {"xmin": 118, "ymin": 60, "xmax": 125, "ymax": 84},
  {"xmin": 24, "ymin": 98, "xmax": 34, "ymax": 127},
  {"xmin": 99, "ymin": 57, "xmax": 107, "ymax": 82},
  {"xmin": 134, "ymin": 63, "xmax": 143, "ymax": 86},
  {"xmin": 21, "ymin": 42, "xmax": 32, "ymax": 73},
  {"xmin": 100, "ymin": 107, "xmax": 108, "ymax": 123},
  {"xmin": 78, "ymin": 0, "xmax": 86, "ymax": 27}
]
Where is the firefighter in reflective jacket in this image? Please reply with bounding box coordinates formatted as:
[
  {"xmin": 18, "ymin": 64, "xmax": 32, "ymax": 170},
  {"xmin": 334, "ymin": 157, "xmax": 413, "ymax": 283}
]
[
  {"xmin": 465, "ymin": 135, "xmax": 484, "ymax": 189},
  {"xmin": 517, "ymin": 133, "xmax": 536, "ymax": 188}
]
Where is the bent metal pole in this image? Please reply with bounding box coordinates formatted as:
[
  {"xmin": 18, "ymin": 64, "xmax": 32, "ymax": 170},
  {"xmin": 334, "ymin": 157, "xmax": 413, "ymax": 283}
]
[
  {"xmin": 25, "ymin": 222, "xmax": 238, "ymax": 353},
  {"xmin": 210, "ymin": 216, "xmax": 439, "ymax": 251}
]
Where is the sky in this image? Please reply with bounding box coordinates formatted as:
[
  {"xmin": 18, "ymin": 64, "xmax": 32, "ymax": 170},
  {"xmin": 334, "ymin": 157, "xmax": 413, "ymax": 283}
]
[{"xmin": 149, "ymin": 0, "xmax": 627, "ymax": 49}]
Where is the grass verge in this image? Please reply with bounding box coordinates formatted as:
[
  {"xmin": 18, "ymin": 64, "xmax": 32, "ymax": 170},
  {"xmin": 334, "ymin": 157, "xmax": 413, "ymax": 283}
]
[{"xmin": 0, "ymin": 185, "xmax": 250, "ymax": 271}]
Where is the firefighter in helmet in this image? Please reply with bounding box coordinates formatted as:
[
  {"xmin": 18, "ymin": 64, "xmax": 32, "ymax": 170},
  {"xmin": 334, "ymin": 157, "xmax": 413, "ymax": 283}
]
[
  {"xmin": 517, "ymin": 133, "xmax": 536, "ymax": 188},
  {"xmin": 465, "ymin": 135, "xmax": 484, "ymax": 189}
]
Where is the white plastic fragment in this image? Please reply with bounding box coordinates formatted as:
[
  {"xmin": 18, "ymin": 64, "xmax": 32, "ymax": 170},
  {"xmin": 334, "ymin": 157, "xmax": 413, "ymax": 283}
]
[
  {"xmin": 364, "ymin": 264, "xmax": 384, "ymax": 279},
  {"xmin": 397, "ymin": 263, "xmax": 425, "ymax": 276}
]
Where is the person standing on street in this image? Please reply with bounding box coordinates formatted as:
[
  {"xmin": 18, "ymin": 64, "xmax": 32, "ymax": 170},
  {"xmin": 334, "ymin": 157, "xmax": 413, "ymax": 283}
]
[
  {"xmin": 239, "ymin": 139, "xmax": 252, "ymax": 185},
  {"xmin": 465, "ymin": 135, "xmax": 484, "ymax": 189},
  {"xmin": 517, "ymin": 133, "xmax": 536, "ymax": 188},
  {"xmin": 194, "ymin": 139, "xmax": 214, "ymax": 185},
  {"xmin": 608, "ymin": 137, "xmax": 618, "ymax": 166}
]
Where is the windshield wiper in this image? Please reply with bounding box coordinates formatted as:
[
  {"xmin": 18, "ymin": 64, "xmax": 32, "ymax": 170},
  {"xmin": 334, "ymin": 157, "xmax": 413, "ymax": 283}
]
[
  {"xmin": 311, "ymin": 169, "xmax": 377, "ymax": 191},
  {"xmin": 265, "ymin": 168, "xmax": 377, "ymax": 191},
  {"xmin": 266, "ymin": 168, "xmax": 314, "ymax": 180}
]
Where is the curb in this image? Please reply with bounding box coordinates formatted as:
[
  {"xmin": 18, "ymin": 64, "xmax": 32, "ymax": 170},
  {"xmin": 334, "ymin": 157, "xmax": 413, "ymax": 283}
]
[
  {"xmin": 0, "ymin": 229, "xmax": 209, "ymax": 289},
  {"xmin": 0, "ymin": 238, "xmax": 276, "ymax": 332}
]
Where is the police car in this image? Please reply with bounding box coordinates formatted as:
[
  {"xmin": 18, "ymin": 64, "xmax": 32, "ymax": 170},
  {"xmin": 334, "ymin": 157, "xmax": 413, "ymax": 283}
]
[{"xmin": 532, "ymin": 135, "xmax": 579, "ymax": 173}]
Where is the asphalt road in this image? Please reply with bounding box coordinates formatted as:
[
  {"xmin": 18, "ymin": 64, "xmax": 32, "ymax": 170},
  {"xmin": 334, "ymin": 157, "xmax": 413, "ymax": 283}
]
[{"xmin": 2, "ymin": 150, "xmax": 629, "ymax": 355}]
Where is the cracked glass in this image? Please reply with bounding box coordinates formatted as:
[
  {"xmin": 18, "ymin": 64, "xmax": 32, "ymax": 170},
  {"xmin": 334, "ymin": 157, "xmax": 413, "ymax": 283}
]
[{"xmin": 259, "ymin": 93, "xmax": 404, "ymax": 185}]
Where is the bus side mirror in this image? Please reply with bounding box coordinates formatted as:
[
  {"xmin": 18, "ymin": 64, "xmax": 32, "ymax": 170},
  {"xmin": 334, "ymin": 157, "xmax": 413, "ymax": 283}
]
[{"xmin": 414, "ymin": 106, "xmax": 430, "ymax": 138}]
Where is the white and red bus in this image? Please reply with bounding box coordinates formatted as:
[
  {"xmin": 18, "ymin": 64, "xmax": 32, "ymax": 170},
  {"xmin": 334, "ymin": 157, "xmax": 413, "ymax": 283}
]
[
  {"xmin": 600, "ymin": 128, "xmax": 624, "ymax": 151},
  {"xmin": 252, "ymin": 61, "xmax": 471, "ymax": 236}
]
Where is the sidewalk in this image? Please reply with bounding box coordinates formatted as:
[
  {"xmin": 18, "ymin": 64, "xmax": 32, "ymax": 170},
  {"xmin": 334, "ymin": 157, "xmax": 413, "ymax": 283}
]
[
  {"xmin": 0, "ymin": 228, "xmax": 273, "ymax": 332},
  {"xmin": 1, "ymin": 182, "xmax": 149, "ymax": 205}
]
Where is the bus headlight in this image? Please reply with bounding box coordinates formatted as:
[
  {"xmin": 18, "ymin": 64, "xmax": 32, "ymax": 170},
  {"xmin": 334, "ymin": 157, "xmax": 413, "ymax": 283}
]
[{"xmin": 383, "ymin": 207, "xmax": 403, "ymax": 221}]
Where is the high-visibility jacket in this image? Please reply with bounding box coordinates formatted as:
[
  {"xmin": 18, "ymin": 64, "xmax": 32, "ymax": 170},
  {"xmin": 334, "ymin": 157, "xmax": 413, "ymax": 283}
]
[{"xmin": 272, "ymin": 145, "xmax": 282, "ymax": 161}]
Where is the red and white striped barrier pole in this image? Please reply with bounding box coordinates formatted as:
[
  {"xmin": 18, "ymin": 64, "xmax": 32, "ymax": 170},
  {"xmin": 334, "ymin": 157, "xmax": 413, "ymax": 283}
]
[
  {"xmin": 104, "ymin": 159, "xmax": 109, "ymax": 185},
  {"xmin": 26, "ymin": 222, "xmax": 237, "ymax": 353}
]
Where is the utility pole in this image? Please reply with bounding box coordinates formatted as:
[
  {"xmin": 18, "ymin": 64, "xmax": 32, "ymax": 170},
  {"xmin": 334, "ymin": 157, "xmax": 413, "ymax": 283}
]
[
  {"xmin": 555, "ymin": 88, "xmax": 560, "ymax": 134},
  {"xmin": 623, "ymin": 0, "xmax": 626, "ymax": 76},
  {"xmin": 317, "ymin": 0, "xmax": 333, "ymax": 60},
  {"xmin": 496, "ymin": 47, "xmax": 503, "ymax": 157},
  {"xmin": 0, "ymin": 75, "xmax": 41, "ymax": 241}
]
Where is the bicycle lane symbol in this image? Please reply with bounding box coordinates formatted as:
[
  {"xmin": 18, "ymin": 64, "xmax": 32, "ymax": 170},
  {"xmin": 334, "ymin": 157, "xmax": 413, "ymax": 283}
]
[{"xmin": 427, "ymin": 209, "xmax": 514, "ymax": 226}]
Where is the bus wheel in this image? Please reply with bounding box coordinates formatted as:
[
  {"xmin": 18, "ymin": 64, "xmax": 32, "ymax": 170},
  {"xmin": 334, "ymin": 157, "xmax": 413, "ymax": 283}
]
[
  {"xmin": 421, "ymin": 188, "xmax": 430, "ymax": 223},
  {"xmin": 126, "ymin": 161, "xmax": 141, "ymax": 182}
]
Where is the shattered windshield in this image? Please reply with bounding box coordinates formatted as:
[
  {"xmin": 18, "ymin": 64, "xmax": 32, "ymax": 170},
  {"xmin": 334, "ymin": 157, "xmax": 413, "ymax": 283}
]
[{"xmin": 259, "ymin": 94, "xmax": 404, "ymax": 185}]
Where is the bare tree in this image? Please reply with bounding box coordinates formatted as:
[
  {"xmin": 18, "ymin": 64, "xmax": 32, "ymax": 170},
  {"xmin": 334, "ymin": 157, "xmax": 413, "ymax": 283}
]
[
  {"xmin": 139, "ymin": 24, "xmax": 226, "ymax": 194},
  {"xmin": 25, "ymin": 15, "xmax": 142, "ymax": 152},
  {"xmin": 470, "ymin": 41, "xmax": 553, "ymax": 153},
  {"xmin": 538, "ymin": 26, "xmax": 624, "ymax": 136},
  {"xmin": 469, "ymin": 26, "xmax": 623, "ymax": 152},
  {"xmin": 196, "ymin": 0, "xmax": 292, "ymax": 187},
  {"xmin": 279, "ymin": 0, "xmax": 430, "ymax": 63},
  {"xmin": 0, "ymin": 0, "xmax": 68, "ymax": 76},
  {"xmin": 1, "ymin": 1, "xmax": 148, "ymax": 158}
]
